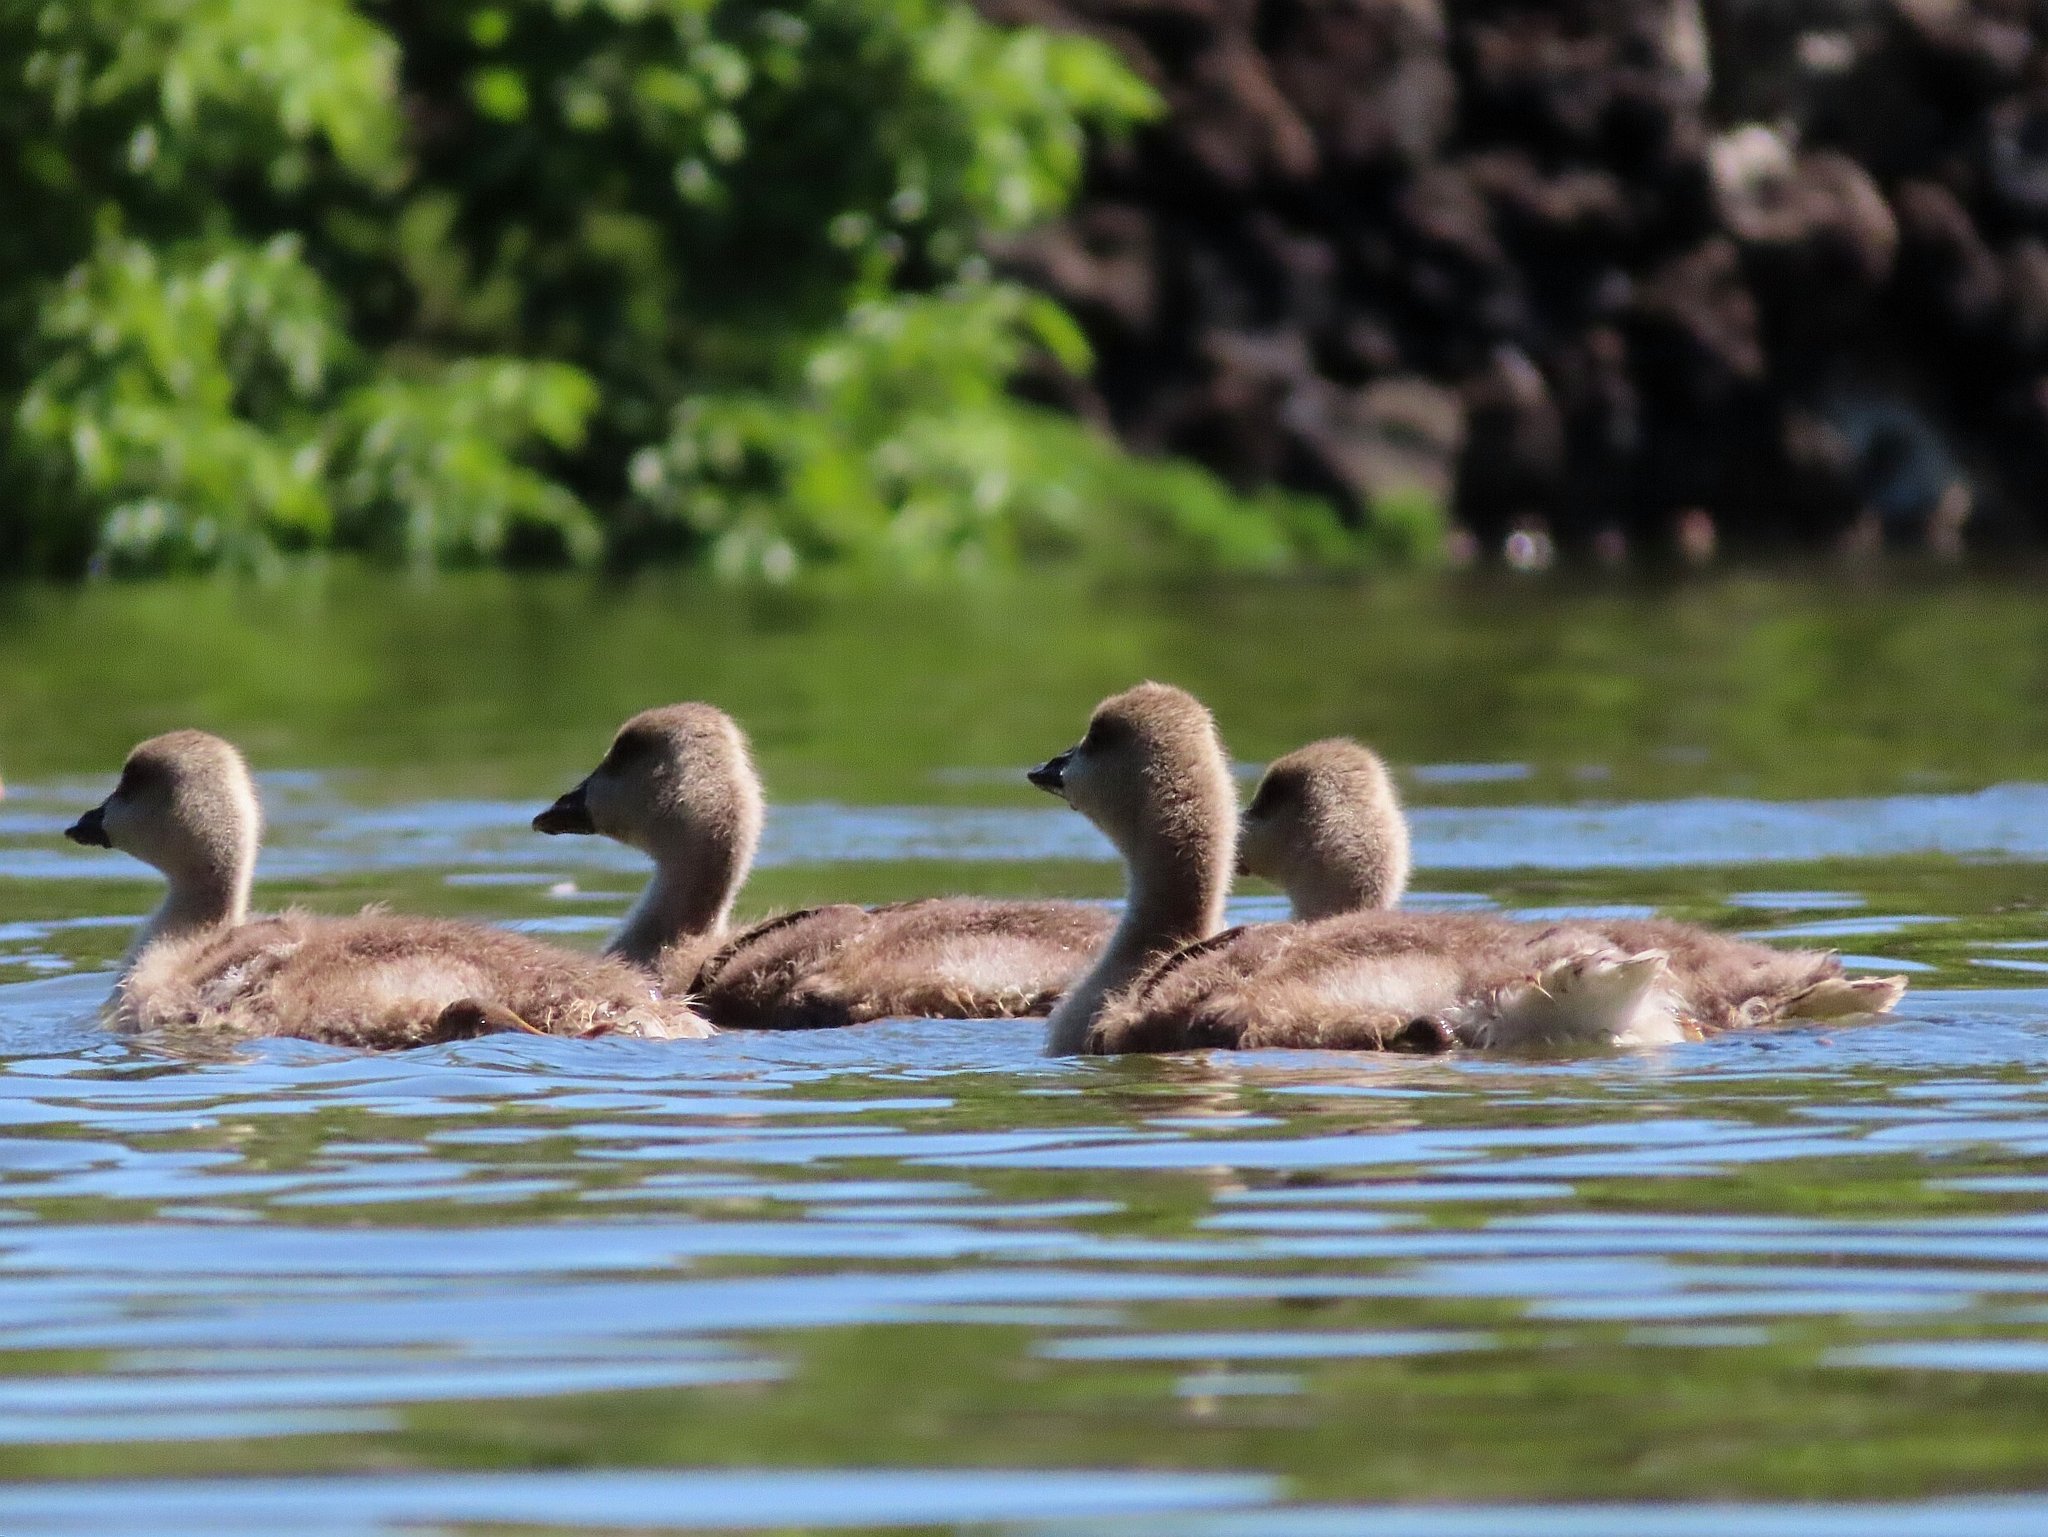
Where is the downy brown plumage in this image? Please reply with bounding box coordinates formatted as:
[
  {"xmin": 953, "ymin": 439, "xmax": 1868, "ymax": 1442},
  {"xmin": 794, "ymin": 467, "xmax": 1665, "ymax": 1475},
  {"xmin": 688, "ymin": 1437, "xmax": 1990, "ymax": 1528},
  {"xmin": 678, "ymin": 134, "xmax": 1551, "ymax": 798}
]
[
  {"xmin": 535, "ymin": 703, "xmax": 1113, "ymax": 1028},
  {"xmin": 1030, "ymin": 686, "xmax": 1679, "ymax": 1055},
  {"xmin": 1237, "ymin": 737, "xmax": 1907, "ymax": 1033},
  {"xmin": 67, "ymin": 731, "xmax": 710, "ymax": 1047}
]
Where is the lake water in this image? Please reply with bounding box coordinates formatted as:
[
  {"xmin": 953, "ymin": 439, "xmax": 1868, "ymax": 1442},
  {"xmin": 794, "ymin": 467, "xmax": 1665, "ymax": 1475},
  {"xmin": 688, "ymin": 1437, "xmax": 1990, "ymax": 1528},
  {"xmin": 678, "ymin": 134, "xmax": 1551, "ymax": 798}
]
[{"xmin": 5, "ymin": 569, "xmax": 2048, "ymax": 1534}]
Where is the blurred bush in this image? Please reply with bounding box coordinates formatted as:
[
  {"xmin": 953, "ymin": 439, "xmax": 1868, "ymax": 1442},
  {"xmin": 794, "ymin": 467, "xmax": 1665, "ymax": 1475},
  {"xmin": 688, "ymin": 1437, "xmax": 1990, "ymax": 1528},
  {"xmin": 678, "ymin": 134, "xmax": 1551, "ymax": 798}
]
[{"xmin": 0, "ymin": 0, "xmax": 1410, "ymax": 577}]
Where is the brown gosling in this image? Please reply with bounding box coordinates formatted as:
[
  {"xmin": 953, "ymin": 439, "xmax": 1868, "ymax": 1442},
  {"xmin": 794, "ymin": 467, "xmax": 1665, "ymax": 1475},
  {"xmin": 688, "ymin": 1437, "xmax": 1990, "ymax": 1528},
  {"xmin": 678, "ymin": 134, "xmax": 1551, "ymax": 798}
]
[
  {"xmin": 1031, "ymin": 686, "xmax": 1681, "ymax": 1056},
  {"xmin": 1238, "ymin": 739, "xmax": 1410, "ymax": 917},
  {"xmin": 1237, "ymin": 736, "xmax": 1908, "ymax": 1034},
  {"xmin": 533, "ymin": 703, "xmax": 1115, "ymax": 1029},
  {"xmin": 66, "ymin": 731, "xmax": 711, "ymax": 1048}
]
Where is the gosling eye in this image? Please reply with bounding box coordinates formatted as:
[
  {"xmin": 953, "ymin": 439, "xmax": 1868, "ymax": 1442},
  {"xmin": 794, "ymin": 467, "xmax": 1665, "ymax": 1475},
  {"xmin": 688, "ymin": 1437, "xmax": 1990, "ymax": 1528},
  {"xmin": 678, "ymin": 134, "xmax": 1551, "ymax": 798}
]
[
  {"xmin": 1081, "ymin": 717, "xmax": 1130, "ymax": 755},
  {"xmin": 1246, "ymin": 776, "xmax": 1298, "ymax": 820},
  {"xmin": 115, "ymin": 761, "xmax": 167, "ymax": 802},
  {"xmin": 602, "ymin": 730, "xmax": 659, "ymax": 775}
]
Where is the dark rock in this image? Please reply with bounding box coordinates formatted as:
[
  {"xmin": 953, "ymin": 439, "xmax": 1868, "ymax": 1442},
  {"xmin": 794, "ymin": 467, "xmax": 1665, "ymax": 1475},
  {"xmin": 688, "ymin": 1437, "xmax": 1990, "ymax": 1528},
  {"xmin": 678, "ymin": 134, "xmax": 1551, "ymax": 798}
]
[
  {"xmin": 1553, "ymin": 325, "xmax": 1640, "ymax": 539},
  {"xmin": 1986, "ymin": 89, "xmax": 2048, "ymax": 230},
  {"xmin": 1628, "ymin": 238, "xmax": 1765, "ymax": 409},
  {"xmin": 1894, "ymin": 178, "xmax": 2005, "ymax": 343},
  {"xmin": 975, "ymin": 0, "xmax": 2048, "ymax": 550},
  {"xmin": 1453, "ymin": 346, "xmax": 1565, "ymax": 546},
  {"xmin": 1711, "ymin": 134, "xmax": 1897, "ymax": 376}
]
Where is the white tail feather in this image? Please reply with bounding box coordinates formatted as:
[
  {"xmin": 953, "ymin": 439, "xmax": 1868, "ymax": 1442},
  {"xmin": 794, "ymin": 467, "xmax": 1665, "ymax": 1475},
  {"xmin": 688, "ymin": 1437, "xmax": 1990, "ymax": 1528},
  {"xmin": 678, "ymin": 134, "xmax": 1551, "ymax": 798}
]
[{"xmin": 1459, "ymin": 949, "xmax": 1681, "ymax": 1049}]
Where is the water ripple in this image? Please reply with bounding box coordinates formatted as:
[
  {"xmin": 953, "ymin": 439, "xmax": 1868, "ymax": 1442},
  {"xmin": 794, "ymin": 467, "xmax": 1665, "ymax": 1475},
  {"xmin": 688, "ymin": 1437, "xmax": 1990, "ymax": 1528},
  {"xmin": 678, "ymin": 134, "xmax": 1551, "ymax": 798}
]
[{"xmin": 3, "ymin": 774, "xmax": 2048, "ymax": 1521}]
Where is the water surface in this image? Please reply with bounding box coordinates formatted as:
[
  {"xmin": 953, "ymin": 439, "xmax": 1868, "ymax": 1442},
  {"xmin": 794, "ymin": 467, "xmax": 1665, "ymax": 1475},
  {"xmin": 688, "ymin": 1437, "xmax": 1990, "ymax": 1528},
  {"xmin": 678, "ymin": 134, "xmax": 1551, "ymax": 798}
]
[{"xmin": 4, "ymin": 570, "xmax": 2048, "ymax": 1534}]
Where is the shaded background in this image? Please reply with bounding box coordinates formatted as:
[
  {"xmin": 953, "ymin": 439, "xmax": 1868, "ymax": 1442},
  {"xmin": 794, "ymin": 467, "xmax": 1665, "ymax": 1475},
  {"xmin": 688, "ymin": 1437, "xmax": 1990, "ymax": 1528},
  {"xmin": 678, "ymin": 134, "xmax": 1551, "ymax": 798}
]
[{"xmin": 6, "ymin": 0, "xmax": 2043, "ymax": 580}]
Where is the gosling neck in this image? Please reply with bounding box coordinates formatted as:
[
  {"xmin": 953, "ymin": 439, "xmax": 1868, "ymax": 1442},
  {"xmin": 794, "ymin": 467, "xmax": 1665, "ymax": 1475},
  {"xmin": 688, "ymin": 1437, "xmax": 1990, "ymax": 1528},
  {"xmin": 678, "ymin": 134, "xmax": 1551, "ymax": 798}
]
[
  {"xmin": 1287, "ymin": 863, "xmax": 1381, "ymax": 923},
  {"xmin": 1045, "ymin": 831, "xmax": 1230, "ymax": 1056},
  {"xmin": 609, "ymin": 837, "xmax": 748, "ymax": 967},
  {"xmin": 145, "ymin": 855, "xmax": 252, "ymax": 950}
]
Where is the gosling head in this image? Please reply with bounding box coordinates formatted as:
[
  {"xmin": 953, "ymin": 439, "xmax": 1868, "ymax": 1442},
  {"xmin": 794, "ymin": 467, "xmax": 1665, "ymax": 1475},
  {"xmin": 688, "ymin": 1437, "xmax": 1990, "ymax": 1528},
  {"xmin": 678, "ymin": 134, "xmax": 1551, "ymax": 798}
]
[
  {"xmin": 537, "ymin": 703, "xmax": 762, "ymax": 859},
  {"xmin": 1237, "ymin": 739, "xmax": 1411, "ymax": 920},
  {"xmin": 67, "ymin": 730, "xmax": 261, "ymax": 933},
  {"xmin": 535, "ymin": 704, "xmax": 763, "ymax": 947},
  {"xmin": 1030, "ymin": 682, "xmax": 1237, "ymax": 915}
]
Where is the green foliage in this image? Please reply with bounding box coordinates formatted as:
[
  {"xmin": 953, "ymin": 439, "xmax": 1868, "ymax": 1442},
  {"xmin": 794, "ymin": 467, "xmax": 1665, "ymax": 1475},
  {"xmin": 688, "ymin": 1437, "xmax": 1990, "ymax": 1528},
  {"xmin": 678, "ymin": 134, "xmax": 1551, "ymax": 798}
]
[
  {"xmin": 8, "ymin": 229, "xmax": 601, "ymax": 571},
  {"xmin": 14, "ymin": 233, "xmax": 337, "ymax": 572},
  {"xmin": 632, "ymin": 283, "xmax": 1370, "ymax": 577},
  {"xmin": 1363, "ymin": 484, "xmax": 1453, "ymax": 566},
  {"xmin": 0, "ymin": 0, "xmax": 1433, "ymax": 578},
  {"xmin": 329, "ymin": 360, "xmax": 600, "ymax": 565}
]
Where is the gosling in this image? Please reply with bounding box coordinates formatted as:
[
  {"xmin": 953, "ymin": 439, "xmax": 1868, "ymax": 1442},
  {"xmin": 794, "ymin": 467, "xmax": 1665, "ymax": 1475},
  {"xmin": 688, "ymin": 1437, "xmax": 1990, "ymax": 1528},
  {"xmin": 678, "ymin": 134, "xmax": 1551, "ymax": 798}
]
[
  {"xmin": 67, "ymin": 731, "xmax": 712, "ymax": 1048},
  {"xmin": 1240, "ymin": 737, "xmax": 1907, "ymax": 1032},
  {"xmin": 533, "ymin": 703, "xmax": 1114, "ymax": 1029},
  {"xmin": 1030, "ymin": 685, "xmax": 1678, "ymax": 1056},
  {"xmin": 1237, "ymin": 738, "xmax": 1410, "ymax": 916}
]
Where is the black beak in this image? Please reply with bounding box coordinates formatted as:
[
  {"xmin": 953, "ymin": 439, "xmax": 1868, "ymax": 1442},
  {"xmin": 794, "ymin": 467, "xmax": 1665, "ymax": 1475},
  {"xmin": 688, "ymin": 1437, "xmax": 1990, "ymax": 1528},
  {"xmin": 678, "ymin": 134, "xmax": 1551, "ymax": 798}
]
[
  {"xmin": 65, "ymin": 803, "xmax": 111, "ymax": 848},
  {"xmin": 1027, "ymin": 750, "xmax": 1073, "ymax": 796},
  {"xmin": 532, "ymin": 780, "xmax": 595, "ymax": 835}
]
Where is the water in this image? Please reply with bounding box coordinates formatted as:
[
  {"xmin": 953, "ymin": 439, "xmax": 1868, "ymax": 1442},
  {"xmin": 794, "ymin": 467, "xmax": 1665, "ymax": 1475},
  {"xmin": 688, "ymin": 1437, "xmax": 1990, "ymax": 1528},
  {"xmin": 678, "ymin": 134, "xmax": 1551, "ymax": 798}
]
[{"xmin": 5, "ymin": 569, "xmax": 2048, "ymax": 1534}]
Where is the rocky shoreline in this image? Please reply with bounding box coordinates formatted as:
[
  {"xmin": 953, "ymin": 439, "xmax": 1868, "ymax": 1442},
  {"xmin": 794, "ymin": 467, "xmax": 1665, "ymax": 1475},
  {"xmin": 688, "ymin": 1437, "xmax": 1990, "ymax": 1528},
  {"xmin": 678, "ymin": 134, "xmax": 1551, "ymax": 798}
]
[{"xmin": 981, "ymin": 0, "xmax": 2048, "ymax": 559}]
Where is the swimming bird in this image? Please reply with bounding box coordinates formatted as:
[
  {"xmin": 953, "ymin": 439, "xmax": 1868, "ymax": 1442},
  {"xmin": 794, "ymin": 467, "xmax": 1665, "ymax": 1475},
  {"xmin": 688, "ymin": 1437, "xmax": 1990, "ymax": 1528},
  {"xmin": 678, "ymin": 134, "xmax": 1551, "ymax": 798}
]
[
  {"xmin": 1030, "ymin": 685, "xmax": 1677, "ymax": 1055},
  {"xmin": 533, "ymin": 704, "xmax": 1115, "ymax": 1029},
  {"xmin": 1237, "ymin": 738, "xmax": 1410, "ymax": 917},
  {"xmin": 67, "ymin": 731, "xmax": 711, "ymax": 1047},
  {"xmin": 1237, "ymin": 737, "xmax": 1907, "ymax": 1032}
]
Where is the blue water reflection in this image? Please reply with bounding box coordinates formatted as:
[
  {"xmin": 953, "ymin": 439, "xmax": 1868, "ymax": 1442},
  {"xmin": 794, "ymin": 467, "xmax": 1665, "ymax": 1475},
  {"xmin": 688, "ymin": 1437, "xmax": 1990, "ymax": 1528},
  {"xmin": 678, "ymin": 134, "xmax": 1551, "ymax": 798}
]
[{"xmin": 3, "ymin": 762, "xmax": 2048, "ymax": 1531}]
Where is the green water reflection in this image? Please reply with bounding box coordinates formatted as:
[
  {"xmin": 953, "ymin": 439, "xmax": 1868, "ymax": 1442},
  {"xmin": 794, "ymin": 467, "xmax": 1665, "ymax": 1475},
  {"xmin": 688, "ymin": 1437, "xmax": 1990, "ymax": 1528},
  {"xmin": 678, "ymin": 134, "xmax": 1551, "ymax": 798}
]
[{"xmin": 6, "ymin": 566, "xmax": 2048, "ymax": 799}]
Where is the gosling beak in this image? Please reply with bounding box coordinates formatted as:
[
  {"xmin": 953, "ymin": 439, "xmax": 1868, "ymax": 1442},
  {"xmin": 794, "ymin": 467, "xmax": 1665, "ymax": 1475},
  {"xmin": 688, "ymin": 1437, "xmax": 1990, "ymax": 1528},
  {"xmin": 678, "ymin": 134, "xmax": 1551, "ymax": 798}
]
[
  {"xmin": 532, "ymin": 780, "xmax": 595, "ymax": 836},
  {"xmin": 65, "ymin": 803, "xmax": 111, "ymax": 848},
  {"xmin": 1027, "ymin": 750, "xmax": 1072, "ymax": 798}
]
